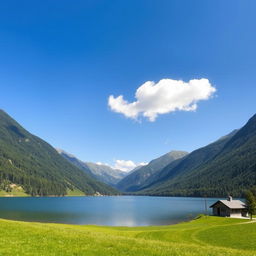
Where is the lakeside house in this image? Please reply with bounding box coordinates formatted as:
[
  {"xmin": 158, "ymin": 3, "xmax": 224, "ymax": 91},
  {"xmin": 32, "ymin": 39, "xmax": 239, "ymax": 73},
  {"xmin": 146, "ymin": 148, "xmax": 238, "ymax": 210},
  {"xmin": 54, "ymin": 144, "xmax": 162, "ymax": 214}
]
[{"xmin": 210, "ymin": 196, "xmax": 248, "ymax": 218}]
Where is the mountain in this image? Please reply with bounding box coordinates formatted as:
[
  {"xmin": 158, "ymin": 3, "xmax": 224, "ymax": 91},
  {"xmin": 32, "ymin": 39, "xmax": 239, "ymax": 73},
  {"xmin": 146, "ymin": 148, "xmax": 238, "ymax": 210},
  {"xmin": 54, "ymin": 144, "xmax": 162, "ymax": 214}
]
[
  {"xmin": 0, "ymin": 110, "xmax": 118, "ymax": 196},
  {"xmin": 137, "ymin": 130, "xmax": 238, "ymax": 192},
  {"xmin": 84, "ymin": 162, "xmax": 127, "ymax": 184},
  {"xmin": 138, "ymin": 114, "xmax": 256, "ymax": 197},
  {"xmin": 129, "ymin": 164, "xmax": 147, "ymax": 173},
  {"xmin": 116, "ymin": 151, "xmax": 188, "ymax": 192},
  {"xmin": 57, "ymin": 149, "xmax": 127, "ymax": 185}
]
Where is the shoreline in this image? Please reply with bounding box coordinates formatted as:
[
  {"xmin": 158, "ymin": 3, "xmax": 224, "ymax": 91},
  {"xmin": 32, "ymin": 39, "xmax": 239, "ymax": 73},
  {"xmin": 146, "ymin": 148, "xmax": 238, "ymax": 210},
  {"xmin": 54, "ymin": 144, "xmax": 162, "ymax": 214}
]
[{"xmin": 0, "ymin": 194, "xmax": 229, "ymax": 199}]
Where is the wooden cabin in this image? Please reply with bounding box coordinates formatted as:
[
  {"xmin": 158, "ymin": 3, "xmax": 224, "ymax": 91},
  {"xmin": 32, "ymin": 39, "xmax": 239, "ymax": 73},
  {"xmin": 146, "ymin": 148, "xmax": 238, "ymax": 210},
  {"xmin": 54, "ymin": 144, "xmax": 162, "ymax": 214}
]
[{"xmin": 210, "ymin": 196, "xmax": 248, "ymax": 218}]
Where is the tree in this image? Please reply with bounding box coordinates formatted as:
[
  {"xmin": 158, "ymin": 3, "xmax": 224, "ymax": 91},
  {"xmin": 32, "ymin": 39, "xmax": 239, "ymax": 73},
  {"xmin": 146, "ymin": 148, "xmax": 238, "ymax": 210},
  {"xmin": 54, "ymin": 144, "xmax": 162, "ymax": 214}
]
[
  {"xmin": 251, "ymin": 186, "xmax": 256, "ymax": 198},
  {"xmin": 245, "ymin": 190, "xmax": 256, "ymax": 220}
]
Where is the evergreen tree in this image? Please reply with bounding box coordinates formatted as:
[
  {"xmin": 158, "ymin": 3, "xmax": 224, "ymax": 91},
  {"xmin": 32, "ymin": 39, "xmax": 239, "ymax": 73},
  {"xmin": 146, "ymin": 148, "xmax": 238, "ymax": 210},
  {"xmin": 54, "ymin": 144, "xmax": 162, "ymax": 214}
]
[{"xmin": 245, "ymin": 190, "xmax": 256, "ymax": 220}]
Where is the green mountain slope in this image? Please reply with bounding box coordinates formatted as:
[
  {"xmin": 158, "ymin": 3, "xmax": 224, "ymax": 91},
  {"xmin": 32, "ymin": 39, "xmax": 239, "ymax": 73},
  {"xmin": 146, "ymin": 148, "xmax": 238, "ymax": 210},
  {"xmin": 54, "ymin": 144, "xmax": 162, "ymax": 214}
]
[
  {"xmin": 139, "ymin": 114, "xmax": 256, "ymax": 197},
  {"xmin": 57, "ymin": 149, "xmax": 127, "ymax": 185},
  {"xmin": 116, "ymin": 151, "xmax": 188, "ymax": 192},
  {"xmin": 138, "ymin": 130, "xmax": 238, "ymax": 192},
  {"xmin": 0, "ymin": 110, "xmax": 118, "ymax": 196}
]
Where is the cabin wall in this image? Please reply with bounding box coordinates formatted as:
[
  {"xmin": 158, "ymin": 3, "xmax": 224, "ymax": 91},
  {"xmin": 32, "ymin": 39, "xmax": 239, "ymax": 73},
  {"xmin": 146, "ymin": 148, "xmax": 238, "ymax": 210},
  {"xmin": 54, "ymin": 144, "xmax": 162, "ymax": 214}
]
[
  {"xmin": 242, "ymin": 210, "xmax": 248, "ymax": 217},
  {"xmin": 213, "ymin": 207, "xmax": 217, "ymax": 215},
  {"xmin": 230, "ymin": 209, "xmax": 242, "ymax": 218},
  {"xmin": 212, "ymin": 203, "xmax": 230, "ymax": 217},
  {"xmin": 220, "ymin": 207, "xmax": 230, "ymax": 217}
]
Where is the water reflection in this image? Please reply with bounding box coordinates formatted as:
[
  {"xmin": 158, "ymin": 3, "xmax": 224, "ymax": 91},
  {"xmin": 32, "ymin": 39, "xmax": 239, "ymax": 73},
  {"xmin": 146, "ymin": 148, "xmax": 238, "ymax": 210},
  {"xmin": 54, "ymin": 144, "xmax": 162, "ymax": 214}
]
[{"xmin": 0, "ymin": 196, "xmax": 218, "ymax": 226}]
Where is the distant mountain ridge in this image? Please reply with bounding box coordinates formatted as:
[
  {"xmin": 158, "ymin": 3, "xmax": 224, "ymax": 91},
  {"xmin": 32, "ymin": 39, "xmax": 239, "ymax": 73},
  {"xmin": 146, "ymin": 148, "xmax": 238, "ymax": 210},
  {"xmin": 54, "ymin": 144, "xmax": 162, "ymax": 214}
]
[
  {"xmin": 0, "ymin": 110, "xmax": 117, "ymax": 196},
  {"xmin": 1, "ymin": 108, "xmax": 255, "ymax": 198},
  {"xmin": 116, "ymin": 151, "xmax": 188, "ymax": 192},
  {"xmin": 136, "ymin": 130, "xmax": 237, "ymax": 194},
  {"xmin": 57, "ymin": 149, "xmax": 127, "ymax": 185},
  {"xmin": 136, "ymin": 114, "xmax": 256, "ymax": 197}
]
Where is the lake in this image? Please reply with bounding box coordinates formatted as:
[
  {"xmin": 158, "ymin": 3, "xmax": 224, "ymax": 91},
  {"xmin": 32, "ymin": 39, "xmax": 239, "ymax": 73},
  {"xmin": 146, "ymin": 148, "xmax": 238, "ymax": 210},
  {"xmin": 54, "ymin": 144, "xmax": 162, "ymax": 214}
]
[{"xmin": 0, "ymin": 196, "xmax": 219, "ymax": 226}]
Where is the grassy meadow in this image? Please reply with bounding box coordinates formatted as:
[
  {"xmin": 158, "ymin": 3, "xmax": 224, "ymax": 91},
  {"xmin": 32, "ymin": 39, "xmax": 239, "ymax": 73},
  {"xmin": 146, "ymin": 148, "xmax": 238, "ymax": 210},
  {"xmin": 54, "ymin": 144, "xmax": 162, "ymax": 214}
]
[
  {"xmin": 0, "ymin": 186, "xmax": 28, "ymax": 197},
  {"xmin": 0, "ymin": 188, "xmax": 85, "ymax": 197},
  {"xmin": 0, "ymin": 216, "xmax": 255, "ymax": 256}
]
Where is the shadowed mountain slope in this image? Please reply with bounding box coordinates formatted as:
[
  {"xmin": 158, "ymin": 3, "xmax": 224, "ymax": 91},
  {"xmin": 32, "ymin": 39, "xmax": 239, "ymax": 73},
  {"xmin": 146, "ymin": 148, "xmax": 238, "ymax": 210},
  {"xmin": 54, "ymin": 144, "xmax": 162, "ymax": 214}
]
[
  {"xmin": 116, "ymin": 151, "xmax": 188, "ymax": 192},
  {"xmin": 57, "ymin": 149, "xmax": 127, "ymax": 185},
  {"xmin": 0, "ymin": 110, "xmax": 118, "ymax": 196},
  {"xmin": 138, "ymin": 115, "xmax": 256, "ymax": 197}
]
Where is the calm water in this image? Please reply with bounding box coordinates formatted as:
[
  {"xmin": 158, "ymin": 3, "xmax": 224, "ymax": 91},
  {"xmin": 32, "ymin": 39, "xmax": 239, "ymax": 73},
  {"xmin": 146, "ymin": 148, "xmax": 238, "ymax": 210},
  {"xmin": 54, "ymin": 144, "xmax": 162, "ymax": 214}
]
[{"xmin": 0, "ymin": 196, "xmax": 218, "ymax": 226}]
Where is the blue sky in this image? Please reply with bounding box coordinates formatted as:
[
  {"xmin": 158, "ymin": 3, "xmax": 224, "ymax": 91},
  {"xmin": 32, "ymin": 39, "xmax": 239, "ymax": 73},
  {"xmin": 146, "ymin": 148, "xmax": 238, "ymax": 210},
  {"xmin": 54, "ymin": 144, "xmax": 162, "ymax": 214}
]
[{"xmin": 0, "ymin": 0, "xmax": 255, "ymax": 171}]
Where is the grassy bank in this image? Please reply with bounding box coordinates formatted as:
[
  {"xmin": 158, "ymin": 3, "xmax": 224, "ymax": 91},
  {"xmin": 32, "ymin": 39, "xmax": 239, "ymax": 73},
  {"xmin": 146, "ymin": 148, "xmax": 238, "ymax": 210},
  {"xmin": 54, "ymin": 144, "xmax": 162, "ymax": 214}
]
[
  {"xmin": 0, "ymin": 188, "xmax": 85, "ymax": 197},
  {"xmin": 0, "ymin": 216, "xmax": 255, "ymax": 255},
  {"xmin": 0, "ymin": 187, "xmax": 28, "ymax": 197}
]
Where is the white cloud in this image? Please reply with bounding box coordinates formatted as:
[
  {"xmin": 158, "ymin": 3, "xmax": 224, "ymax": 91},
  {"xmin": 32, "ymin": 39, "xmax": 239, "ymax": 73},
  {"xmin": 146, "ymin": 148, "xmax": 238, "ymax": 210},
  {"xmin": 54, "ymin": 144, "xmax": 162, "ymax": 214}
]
[
  {"xmin": 96, "ymin": 162, "xmax": 107, "ymax": 166},
  {"xmin": 112, "ymin": 160, "xmax": 147, "ymax": 172},
  {"xmin": 96, "ymin": 160, "xmax": 147, "ymax": 172},
  {"xmin": 108, "ymin": 78, "xmax": 216, "ymax": 121}
]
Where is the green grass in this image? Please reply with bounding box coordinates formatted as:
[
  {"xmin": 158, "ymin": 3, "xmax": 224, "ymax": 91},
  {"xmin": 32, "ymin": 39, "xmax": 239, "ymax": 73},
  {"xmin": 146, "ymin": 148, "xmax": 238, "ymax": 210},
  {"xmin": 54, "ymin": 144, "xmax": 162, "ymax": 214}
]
[
  {"xmin": 66, "ymin": 188, "xmax": 85, "ymax": 196},
  {"xmin": 0, "ymin": 186, "xmax": 29, "ymax": 197},
  {"xmin": 0, "ymin": 216, "xmax": 255, "ymax": 255},
  {"xmin": 0, "ymin": 187, "xmax": 85, "ymax": 197}
]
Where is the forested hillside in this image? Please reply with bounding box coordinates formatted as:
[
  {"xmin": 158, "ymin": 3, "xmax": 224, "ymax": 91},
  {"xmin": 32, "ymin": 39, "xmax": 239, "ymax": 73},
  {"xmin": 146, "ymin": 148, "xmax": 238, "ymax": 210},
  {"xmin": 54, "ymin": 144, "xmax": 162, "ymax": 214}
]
[
  {"xmin": 136, "ymin": 130, "xmax": 237, "ymax": 192},
  {"xmin": 0, "ymin": 110, "xmax": 117, "ymax": 196},
  {"xmin": 116, "ymin": 151, "xmax": 188, "ymax": 192},
  {"xmin": 137, "ymin": 114, "xmax": 256, "ymax": 197}
]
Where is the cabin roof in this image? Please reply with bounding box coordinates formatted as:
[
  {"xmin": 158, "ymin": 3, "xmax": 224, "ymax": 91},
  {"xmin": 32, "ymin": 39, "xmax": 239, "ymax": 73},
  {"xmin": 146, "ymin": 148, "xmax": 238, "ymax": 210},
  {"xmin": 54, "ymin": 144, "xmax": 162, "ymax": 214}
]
[{"xmin": 210, "ymin": 199, "xmax": 246, "ymax": 209}]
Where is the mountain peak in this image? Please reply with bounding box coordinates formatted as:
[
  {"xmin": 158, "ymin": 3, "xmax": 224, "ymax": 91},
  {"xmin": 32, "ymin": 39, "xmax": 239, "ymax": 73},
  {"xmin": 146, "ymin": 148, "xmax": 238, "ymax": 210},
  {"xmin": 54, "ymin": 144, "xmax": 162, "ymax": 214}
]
[
  {"xmin": 116, "ymin": 150, "xmax": 187, "ymax": 192},
  {"xmin": 57, "ymin": 150, "xmax": 127, "ymax": 185},
  {"xmin": 167, "ymin": 150, "xmax": 189, "ymax": 158}
]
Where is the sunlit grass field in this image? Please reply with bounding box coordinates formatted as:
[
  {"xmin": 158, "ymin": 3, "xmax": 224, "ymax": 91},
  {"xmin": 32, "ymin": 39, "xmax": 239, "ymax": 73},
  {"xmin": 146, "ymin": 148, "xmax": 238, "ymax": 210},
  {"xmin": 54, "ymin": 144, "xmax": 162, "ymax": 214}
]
[
  {"xmin": 0, "ymin": 188, "xmax": 86, "ymax": 197},
  {"xmin": 0, "ymin": 187, "xmax": 28, "ymax": 197},
  {"xmin": 0, "ymin": 216, "xmax": 255, "ymax": 256}
]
